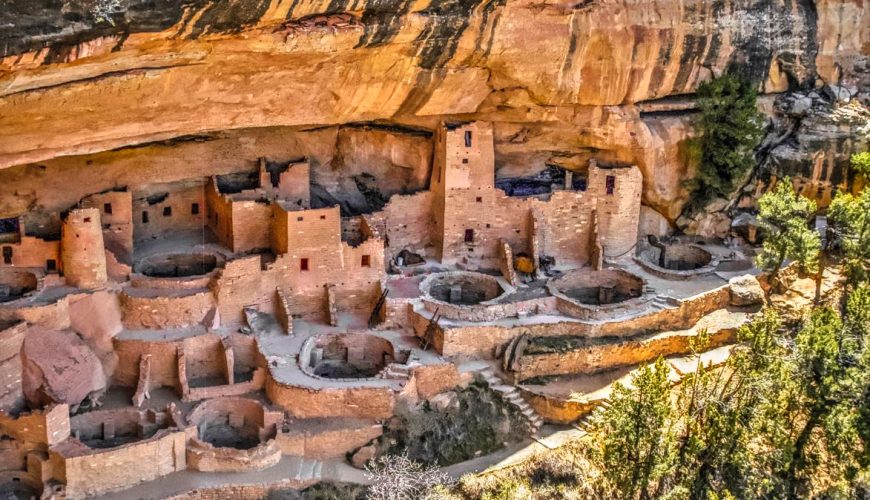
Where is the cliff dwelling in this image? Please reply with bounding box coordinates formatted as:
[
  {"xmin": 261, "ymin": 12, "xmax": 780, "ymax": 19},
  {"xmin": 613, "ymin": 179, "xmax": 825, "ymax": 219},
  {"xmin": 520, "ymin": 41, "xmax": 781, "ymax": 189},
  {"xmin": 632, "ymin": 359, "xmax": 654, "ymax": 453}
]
[
  {"xmin": 0, "ymin": 1, "xmax": 866, "ymax": 498},
  {"xmin": 0, "ymin": 118, "xmax": 779, "ymax": 497}
]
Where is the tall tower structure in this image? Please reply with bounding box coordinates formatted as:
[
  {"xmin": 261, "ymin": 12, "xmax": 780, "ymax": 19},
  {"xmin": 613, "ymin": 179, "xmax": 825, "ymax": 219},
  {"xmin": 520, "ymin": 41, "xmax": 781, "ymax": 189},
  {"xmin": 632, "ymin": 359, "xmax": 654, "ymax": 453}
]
[
  {"xmin": 61, "ymin": 208, "xmax": 108, "ymax": 289},
  {"xmin": 431, "ymin": 121, "xmax": 496, "ymax": 264}
]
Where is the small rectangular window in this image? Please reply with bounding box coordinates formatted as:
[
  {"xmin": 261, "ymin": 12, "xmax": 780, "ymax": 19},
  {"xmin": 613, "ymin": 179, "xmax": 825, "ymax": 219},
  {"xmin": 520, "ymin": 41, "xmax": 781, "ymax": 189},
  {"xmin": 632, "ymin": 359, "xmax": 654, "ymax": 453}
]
[
  {"xmin": 476, "ymin": 197, "xmax": 482, "ymax": 203},
  {"xmin": 300, "ymin": 258, "xmax": 309, "ymax": 271},
  {"xmin": 46, "ymin": 259, "xmax": 57, "ymax": 272},
  {"xmin": 191, "ymin": 203, "xmax": 200, "ymax": 215},
  {"xmin": 83, "ymin": 217, "xmax": 91, "ymax": 223},
  {"xmin": 163, "ymin": 206, "xmax": 172, "ymax": 217},
  {"xmin": 297, "ymin": 216, "xmax": 304, "ymax": 222},
  {"xmin": 464, "ymin": 229, "xmax": 474, "ymax": 243},
  {"xmin": 606, "ymin": 175, "xmax": 616, "ymax": 195},
  {"xmin": 320, "ymin": 215, "xmax": 326, "ymax": 220},
  {"xmin": 361, "ymin": 255, "xmax": 371, "ymax": 267},
  {"xmin": 103, "ymin": 203, "xmax": 112, "ymax": 214},
  {"xmin": 142, "ymin": 211, "xmax": 149, "ymax": 224},
  {"xmin": 462, "ymin": 158, "xmax": 469, "ymax": 164},
  {"xmin": 2, "ymin": 247, "xmax": 12, "ymax": 264},
  {"xmin": 464, "ymin": 130, "xmax": 472, "ymax": 148}
]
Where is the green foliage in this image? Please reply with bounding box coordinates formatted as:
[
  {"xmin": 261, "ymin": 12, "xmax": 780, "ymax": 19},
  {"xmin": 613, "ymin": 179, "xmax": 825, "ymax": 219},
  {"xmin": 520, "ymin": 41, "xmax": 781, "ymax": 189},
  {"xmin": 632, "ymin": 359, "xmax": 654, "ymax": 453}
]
[
  {"xmin": 687, "ymin": 74, "xmax": 764, "ymax": 210},
  {"xmin": 851, "ymin": 152, "xmax": 870, "ymax": 180},
  {"xmin": 755, "ymin": 179, "xmax": 821, "ymax": 278},
  {"xmin": 591, "ymin": 357, "xmax": 674, "ymax": 499},
  {"xmin": 828, "ymin": 188, "xmax": 870, "ymax": 285},
  {"xmin": 384, "ymin": 382, "xmax": 528, "ymax": 466}
]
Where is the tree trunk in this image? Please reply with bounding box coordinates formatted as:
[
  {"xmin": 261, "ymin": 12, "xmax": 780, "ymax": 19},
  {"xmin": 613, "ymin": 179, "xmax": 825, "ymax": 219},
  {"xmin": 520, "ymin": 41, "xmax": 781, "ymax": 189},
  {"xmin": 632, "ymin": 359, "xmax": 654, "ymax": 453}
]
[{"xmin": 786, "ymin": 410, "xmax": 822, "ymax": 499}]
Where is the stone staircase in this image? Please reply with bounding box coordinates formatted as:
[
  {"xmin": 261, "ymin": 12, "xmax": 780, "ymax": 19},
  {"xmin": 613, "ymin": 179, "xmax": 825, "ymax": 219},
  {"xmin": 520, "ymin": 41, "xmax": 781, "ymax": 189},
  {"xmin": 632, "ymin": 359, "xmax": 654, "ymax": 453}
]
[
  {"xmin": 479, "ymin": 366, "xmax": 544, "ymax": 436},
  {"xmin": 574, "ymin": 399, "xmax": 611, "ymax": 433},
  {"xmin": 378, "ymin": 362, "xmax": 413, "ymax": 381},
  {"xmin": 292, "ymin": 456, "xmax": 324, "ymax": 483}
]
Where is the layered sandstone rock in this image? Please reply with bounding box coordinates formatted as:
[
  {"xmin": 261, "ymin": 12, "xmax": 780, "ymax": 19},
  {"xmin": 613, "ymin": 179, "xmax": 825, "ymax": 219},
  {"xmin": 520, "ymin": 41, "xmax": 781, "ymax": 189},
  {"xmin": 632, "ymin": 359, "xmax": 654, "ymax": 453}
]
[
  {"xmin": 0, "ymin": 0, "xmax": 867, "ymax": 224},
  {"xmin": 21, "ymin": 327, "xmax": 107, "ymax": 408}
]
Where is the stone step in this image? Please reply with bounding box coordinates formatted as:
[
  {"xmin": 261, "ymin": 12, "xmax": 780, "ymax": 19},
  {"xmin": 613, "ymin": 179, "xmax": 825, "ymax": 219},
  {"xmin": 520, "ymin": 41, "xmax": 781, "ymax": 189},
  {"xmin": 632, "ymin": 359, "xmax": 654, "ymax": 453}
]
[{"xmin": 297, "ymin": 459, "xmax": 320, "ymax": 481}]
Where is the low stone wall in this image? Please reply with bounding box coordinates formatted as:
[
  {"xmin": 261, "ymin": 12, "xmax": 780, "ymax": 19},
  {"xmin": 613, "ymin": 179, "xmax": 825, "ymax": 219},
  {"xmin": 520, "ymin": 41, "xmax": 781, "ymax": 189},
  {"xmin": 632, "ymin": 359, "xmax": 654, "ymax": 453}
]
[
  {"xmin": 422, "ymin": 295, "xmax": 554, "ymax": 322},
  {"xmin": 120, "ymin": 288, "xmax": 214, "ymax": 329},
  {"xmin": 634, "ymin": 244, "xmax": 718, "ymax": 280},
  {"xmin": 266, "ymin": 377, "xmax": 395, "ymax": 420},
  {"xmin": 514, "ymin": 327, "xmax": 736, "ymax": 381},
  {"xmin": 275, "ymin": 288, "xmax": 292, "ymax": 335},
  {"xmin": 113, "ymin": 337, "xmax": 180, "ymax": 388},
  {"xmin": 277, "ymin": 419, "xmax": 382, "ymax": 458},
  {"xmin": 0, "ymin": 294, "xmax": 71, "ymax": 330},
  {"xmin": 184, "ymin": 368, "xmax": 266, "ymax": 402},
  {"xmin": 547, "ymin": 268, "xmax": 649, "ymax": 321},
  {"xmin": 165, "ymin": 480, "xmax": 318, "ymax": 500},
  {"xmin": 186, "ymin": 439, "xmax": 282, "ymax": 472},
  {"xmin": 129, "ymin": 273, "xmax": 213, "ymax": 290},
  {"xmin": 412, "ymin": 363, "xmax": 461, "ymax": 399},
  {"xmin": 52, "ymin": 428, "xmax": 187, "ymax": 499},
  {"xmin": 381, "ymin": 298, "xmax": 415, "ymax": 330},
  {"xmin": 420, "ymin": 271, "xmax": 521, "ymax": 322},
  {"xmin": 517, "ymin": 387, "xmax": 597, "ymax": 425},
  {"xmin": 424, "ymin": 285, "xmax": 731, "ymax": 359},
  {"xmin": 0, "ymin": 404, "xmax": 70, "ymax": 449},
  {"xmin": 185, "ymin": 397, "xmax": 283, "ymax": 472}
]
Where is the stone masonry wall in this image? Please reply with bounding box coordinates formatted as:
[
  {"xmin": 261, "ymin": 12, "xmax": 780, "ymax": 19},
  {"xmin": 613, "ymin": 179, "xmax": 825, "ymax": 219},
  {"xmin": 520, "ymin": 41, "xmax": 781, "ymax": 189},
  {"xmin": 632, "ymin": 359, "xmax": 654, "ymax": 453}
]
[
  {"xmin": 55, "ymin": 429, "xmax": 186, "ymax": 499},
  {"xmin": 363, "ymin": 191, "xmax": 435, "ymax": 263},
  {"xmin": 134, "ymin": 183, "xmax": 207, "ymax": 243},
  {"xmin": 265, "ymin": 377, "xmax": 395, "ymax": 420},
  {"xmin": 61, "ymin": 208, "xmax": 107, "ymax": 289},
  {"xmin": 119, "ymin": 289, "xmax": 214, "ymax": 329},
  {"xmin": 80, "ymin": 191, "xmax": 133, "ymax": 261},
  {"xmin": 0, "ymin": 228, "xmax": 61, "ymax": 272}
]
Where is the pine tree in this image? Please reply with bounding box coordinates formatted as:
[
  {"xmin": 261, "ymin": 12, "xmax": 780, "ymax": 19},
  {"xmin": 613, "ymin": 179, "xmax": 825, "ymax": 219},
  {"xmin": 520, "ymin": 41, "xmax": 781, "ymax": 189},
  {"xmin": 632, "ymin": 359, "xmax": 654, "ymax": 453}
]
[
  {"xmin": 686, "ymin": 74, "xmax": 764, "ymax": 212},
  {"xmin": 755, "ymin": 178, "xmax": 821, "ymax": 287},
  {"xmin": 828, "ymin": 187, "xmax": 870, "ymax": 286},
  {"xmin": 592, "ymin": 357, "xmax": 675, "ymax": 499}
]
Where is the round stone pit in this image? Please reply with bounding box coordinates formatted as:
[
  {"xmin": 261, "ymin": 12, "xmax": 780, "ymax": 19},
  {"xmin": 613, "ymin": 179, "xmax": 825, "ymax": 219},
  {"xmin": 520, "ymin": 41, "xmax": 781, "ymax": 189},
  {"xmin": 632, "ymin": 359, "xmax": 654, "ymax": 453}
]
[
  {"xmin": 186, "ymin": 397, "xmax": 283, "ymax": 472},
  {"xmin": 547, "ymin": 268, "xmax": 647, "ymax": 320},
  {"xmin": 137, "ymin": 252, "xmax": 220, "ymax": 278},
  {"xmin": 300, "ymin": 333, "xmax": 396, "ymax": 380},
  {"xmin": 419, "ymin": 271, "xmax": 520, "ymax": 322},
  {"xmin": 0, "ymin": 268, "xmax": 39, "ymax": 303},
  {"xmin": 635, "ymin": 243, "xmax": 718, "ymax": 280}
]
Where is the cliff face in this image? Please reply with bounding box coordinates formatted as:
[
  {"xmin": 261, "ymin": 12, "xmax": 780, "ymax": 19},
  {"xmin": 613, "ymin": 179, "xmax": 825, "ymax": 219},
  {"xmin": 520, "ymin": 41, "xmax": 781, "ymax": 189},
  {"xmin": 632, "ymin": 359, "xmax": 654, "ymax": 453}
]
[{"xmin": 0, "ymin": 0, "xmax": 867, "ymax": 221}]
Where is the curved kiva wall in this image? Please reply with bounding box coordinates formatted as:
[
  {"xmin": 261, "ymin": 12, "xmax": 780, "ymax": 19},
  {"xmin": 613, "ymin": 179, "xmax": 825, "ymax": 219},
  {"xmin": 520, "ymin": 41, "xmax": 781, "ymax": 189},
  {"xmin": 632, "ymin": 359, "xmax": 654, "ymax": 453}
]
[
  {"xmin": 0, "ymin": 268, "xmax": 39, "ymax": 303},
  {"xmin": 419, "ymin": 271, "xmax": 528, "ymax": 322},
  {"xmin": 299, "ymin": 333, "xmax": 394, "ymax": 380},
  {"xmin": 635, "ymin": 244, "xmax": 718, "ymax": 280},
  {"xmin": 185, "ymin": 397, "xmax": 282, "ymax": 472},
  {"xmin": 136, "ymin": 253, "xmax": 220, "ymax": 278},
  {"xmin": 50, "ymin": 407, "xmax": 187, "ymax": 499},
  {"xmin": 546, "ymin": 268, "xmax": 647, "ymax": 320}
]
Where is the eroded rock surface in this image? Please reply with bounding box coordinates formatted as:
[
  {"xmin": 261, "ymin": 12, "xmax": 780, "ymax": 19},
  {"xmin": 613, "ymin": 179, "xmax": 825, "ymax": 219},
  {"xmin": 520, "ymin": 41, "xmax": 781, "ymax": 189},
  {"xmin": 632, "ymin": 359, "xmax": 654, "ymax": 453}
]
[
  {"xmin": 21, "ymin": 327, "xmax": 107, "ymax": 409},
  {"xmin": 1, "ymin": 0, "xmax": 867, "ymax": 222}
]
